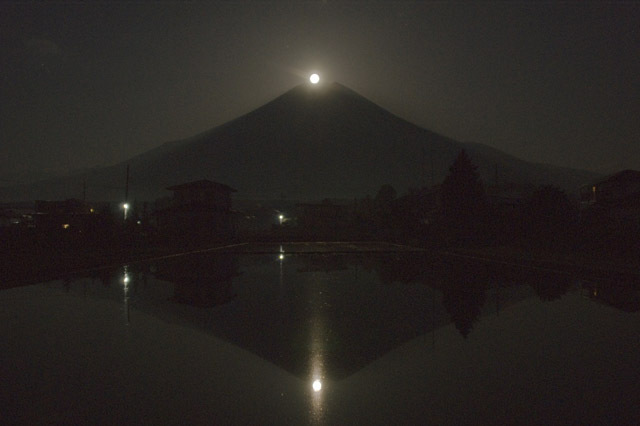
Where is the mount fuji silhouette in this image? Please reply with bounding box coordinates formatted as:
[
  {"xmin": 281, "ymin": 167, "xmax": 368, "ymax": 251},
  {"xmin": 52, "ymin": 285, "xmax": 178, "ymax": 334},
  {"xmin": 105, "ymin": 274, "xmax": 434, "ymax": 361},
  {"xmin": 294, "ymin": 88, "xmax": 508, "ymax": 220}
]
[{"xmin": 1, "ymin": 82, "xmax": 596, "ymax": 202}]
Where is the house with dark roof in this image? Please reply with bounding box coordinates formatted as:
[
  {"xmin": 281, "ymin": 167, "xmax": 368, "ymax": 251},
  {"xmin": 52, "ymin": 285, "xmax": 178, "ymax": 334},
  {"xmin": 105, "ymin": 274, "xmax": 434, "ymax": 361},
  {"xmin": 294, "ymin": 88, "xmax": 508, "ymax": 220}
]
[
  {"xmin": 580, "ymin": 170, "xmax": 640, "ymax": 204},
  {"xmin": 579, "ymin": 170, "xmax": 640, "ymax": 221},
  {"xmin": 580, "ymin": 170, "xmax": 640, "ymax": 206},
  {"xmin": 153, "ymin": 179, "xmax": 237, "ymax": 242},
  {"xmin": 33, "ymin": 198, "xmax": 105, "ymax": 233}
]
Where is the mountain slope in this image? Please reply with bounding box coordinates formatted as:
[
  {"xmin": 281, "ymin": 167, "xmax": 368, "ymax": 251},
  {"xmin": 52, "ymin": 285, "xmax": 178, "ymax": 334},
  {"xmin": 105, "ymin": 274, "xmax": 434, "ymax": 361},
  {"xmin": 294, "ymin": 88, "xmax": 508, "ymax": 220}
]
[{"xmin": 0, "ymin": 82, "xmax": 597, "ymax": 202}]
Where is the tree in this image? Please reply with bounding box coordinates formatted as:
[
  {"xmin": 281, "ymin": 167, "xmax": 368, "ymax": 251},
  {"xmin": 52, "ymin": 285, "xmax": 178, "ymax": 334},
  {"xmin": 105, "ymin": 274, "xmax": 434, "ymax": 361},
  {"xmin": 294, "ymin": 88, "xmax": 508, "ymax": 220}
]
[
  {"xmin": 440, "ymin": 150, "xmax": 488, "ymax": 242},
  {"xmin": 373, "ymin": 184, "xmax": 397, "ymax": 234},
  {"xmin": 374, "ymin": 184, "xmax": 397, "ymax": 206},
  {"xmin": 524, "ymin": 185, "xmax": 577, "ymax": 248}
]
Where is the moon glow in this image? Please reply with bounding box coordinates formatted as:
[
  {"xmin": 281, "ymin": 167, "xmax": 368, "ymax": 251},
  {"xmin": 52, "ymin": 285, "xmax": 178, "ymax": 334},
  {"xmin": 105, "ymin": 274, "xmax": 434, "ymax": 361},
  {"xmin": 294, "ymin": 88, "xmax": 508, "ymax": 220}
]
[{"xmin": 310, "ymin": 73, "xmax": 320, "ymax": 84}]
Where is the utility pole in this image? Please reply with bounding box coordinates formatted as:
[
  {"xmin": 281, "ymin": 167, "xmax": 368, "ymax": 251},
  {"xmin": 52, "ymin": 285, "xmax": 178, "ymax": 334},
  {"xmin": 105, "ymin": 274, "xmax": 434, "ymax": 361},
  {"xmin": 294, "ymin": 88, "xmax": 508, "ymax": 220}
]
[
  {"xmin": 125, "ymin": 164, "xmax": 130, "ymax": 203},
  {"xmin": 123, "ymin": 164, "xmax": 130, "ymax": 221}
]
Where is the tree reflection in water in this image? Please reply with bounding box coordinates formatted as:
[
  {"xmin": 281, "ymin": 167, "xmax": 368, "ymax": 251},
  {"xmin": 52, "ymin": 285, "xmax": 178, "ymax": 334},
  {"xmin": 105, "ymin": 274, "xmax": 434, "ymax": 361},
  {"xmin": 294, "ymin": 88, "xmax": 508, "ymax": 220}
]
[
  {"xmin": 439, "ymin": 264, "xmax": 489, "ymax": 338},
  {"xmin": 363, "ymin": 253, "xmax": 591, "ymax": 338},
  {"xmin": 143, "ymin": 250, "xmax": 635, "ymax": 343},
  {"xmin": 527, "ymin": 271, "xmax": 573, "ymax": 301}
]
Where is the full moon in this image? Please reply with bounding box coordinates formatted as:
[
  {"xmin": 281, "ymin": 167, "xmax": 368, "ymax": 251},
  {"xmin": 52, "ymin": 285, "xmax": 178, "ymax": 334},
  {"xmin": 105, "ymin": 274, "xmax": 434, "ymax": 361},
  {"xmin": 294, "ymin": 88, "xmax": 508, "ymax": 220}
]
[{"xmin": 309, "ymin": 73, "xmax": 320, "ymax": 84}]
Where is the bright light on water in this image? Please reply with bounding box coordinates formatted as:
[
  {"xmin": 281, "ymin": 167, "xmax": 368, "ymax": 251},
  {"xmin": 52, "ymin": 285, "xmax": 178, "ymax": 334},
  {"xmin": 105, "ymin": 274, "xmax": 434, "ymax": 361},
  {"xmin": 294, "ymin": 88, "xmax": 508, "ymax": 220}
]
[{"xmin": 312, "ymin": 379, "xmax": 322, "ymax": 392}]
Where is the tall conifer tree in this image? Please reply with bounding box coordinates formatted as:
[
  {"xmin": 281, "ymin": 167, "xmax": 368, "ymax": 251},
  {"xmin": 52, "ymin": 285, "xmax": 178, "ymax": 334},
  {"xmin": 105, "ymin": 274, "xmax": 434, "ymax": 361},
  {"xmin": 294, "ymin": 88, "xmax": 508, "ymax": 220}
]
[{"xmin": 440, "ymin": 149, "xmax": 488, "ymax": 240}]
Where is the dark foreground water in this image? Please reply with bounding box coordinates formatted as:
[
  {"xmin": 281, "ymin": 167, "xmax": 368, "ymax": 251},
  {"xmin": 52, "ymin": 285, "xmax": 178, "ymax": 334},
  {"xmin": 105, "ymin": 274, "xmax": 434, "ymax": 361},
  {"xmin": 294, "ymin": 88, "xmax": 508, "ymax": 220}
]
[{"xmin": 1, "ymin": 243, "xmax": 639, "ymax": 425}]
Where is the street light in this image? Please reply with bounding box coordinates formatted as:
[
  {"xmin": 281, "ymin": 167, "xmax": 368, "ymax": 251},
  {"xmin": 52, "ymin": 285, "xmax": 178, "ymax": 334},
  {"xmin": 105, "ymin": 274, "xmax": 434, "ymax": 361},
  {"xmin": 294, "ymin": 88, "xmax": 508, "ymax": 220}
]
[
  {"xmin": 278, "ymin": 214, "xmax": 284, "ymax": 225},
  {"xmin": 122, "ymin": 203, "xmax": 130, "ymax": 220}
]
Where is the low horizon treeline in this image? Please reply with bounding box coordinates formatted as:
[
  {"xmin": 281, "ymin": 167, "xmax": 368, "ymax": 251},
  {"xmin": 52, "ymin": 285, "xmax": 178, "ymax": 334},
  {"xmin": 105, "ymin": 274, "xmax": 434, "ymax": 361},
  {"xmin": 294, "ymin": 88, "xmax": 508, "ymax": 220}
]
[{"xmin": 1, "ymin": 149, "xmax": 638, "ymax": 265}]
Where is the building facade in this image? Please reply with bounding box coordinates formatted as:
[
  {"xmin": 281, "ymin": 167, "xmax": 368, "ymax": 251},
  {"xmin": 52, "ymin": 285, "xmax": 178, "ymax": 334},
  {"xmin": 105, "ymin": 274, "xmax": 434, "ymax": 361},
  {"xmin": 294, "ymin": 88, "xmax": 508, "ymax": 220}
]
[{"xmin": 153, "ymin": 179, "xmax": 237, "ymax": 242}]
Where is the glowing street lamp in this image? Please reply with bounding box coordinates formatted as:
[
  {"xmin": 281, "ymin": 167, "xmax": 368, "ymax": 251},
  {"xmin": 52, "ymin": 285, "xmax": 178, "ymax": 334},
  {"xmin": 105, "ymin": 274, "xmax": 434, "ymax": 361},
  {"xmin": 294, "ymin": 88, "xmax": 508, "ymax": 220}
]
[
  {"xmin": 278, "ymin": 214, "xmax": 284, "ymax": 225},
  {"xmin": 122, "ymin": 203, "xmax": 130, "ymax": 220}
]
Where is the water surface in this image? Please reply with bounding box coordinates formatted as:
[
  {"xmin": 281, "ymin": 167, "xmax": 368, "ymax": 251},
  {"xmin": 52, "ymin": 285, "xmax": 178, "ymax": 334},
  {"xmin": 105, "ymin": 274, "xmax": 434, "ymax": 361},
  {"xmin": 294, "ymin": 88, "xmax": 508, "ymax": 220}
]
[{"xmin": 1, "ymin": 243, "xmax": 639, "ymax": 425}]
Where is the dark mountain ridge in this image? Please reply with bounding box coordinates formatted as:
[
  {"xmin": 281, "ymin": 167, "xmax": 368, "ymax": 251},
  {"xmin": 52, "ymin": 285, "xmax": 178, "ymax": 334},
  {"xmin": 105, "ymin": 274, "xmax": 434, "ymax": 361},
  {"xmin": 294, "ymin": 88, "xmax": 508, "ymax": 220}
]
[{"xmin": 0, "ymin": 82, "xmax": 597, "ymax": 202}]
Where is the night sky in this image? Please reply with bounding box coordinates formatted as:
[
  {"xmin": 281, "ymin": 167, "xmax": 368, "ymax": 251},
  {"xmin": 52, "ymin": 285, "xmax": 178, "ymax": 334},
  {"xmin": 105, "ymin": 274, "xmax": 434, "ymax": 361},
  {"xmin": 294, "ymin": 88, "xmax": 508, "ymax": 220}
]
[{"xmin": 1, "ymin": 2, "xmax": 638, "ymax": 185}]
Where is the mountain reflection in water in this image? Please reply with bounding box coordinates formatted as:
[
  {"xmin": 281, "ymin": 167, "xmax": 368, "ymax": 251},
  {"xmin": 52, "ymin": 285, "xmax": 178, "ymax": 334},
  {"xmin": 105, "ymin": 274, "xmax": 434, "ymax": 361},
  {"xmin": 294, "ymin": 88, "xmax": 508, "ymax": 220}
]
[
  {"xmin": 2, "ymin": 246, "xmax": 639, "ymax": 425},
  {"xmin": 45, "ymin": 250, "xmax": 638, "ymax": 381}
]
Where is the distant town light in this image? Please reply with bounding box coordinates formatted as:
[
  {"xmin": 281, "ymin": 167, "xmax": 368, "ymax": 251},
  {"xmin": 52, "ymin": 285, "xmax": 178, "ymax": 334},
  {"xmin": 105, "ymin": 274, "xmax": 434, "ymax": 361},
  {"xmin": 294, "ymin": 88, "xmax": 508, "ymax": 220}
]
[
  {"xmin": 279, "ymin": 253, "xmax": 285, "ymax": 261},
  {"xmin": 279, "ymin": 214, "xmax": 284, "ymax": 225},
  {"xmin": 62, "ymin": 223, "xmax": 70, "ymax": 229}
]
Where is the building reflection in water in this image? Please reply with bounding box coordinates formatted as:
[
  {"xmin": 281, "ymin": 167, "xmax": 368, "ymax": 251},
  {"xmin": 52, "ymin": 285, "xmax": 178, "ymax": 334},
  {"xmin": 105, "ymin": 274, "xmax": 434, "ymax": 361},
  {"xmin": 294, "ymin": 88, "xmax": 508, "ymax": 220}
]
[
  {"xmin": 582, "ymin": 279, "xmax": 640, "ymax": 312},
  {"xmin": 153, "ymin": 254, "xmax": 239, "ymax": 309}
]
